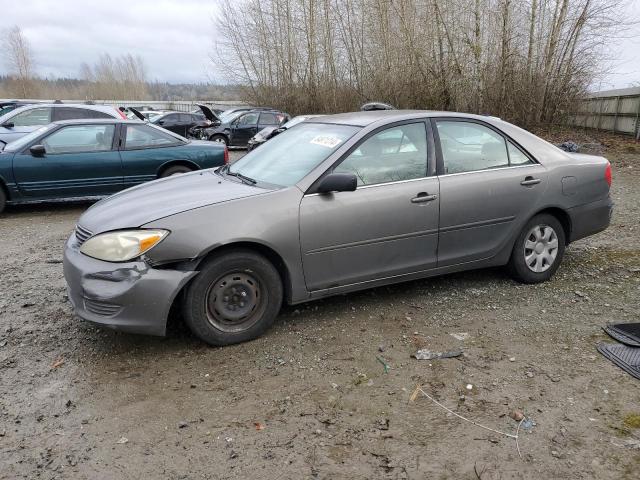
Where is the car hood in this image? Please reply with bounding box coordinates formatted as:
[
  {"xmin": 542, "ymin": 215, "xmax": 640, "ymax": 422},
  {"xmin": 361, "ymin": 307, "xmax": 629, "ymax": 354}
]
[{"xmin": 77, "ymin": 170, "xmax": 271, "ymax": 234}]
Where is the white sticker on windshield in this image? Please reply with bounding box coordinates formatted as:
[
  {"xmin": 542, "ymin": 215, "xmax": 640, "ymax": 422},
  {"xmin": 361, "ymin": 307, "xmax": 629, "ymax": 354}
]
[{"xmin": 310, "ymin": 135, "xmax": 342, "ymax": 149}]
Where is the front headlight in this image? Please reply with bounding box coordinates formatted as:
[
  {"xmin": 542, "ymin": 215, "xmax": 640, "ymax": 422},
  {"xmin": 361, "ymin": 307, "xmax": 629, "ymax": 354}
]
[{"xmin": 80, "ymin": 229, "xmax": 169, "ymax": 262}]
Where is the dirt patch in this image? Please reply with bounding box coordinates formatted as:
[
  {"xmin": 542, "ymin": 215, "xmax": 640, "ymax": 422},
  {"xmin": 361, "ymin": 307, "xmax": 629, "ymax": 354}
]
[{"xmin": 1, "ymin": 143, "xmax": 639, "ymax": 479}]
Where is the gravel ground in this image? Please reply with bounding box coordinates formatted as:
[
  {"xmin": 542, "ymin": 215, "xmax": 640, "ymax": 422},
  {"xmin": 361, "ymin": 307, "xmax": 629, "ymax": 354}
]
[{"xmin": 1, "ymin": 145, "xmax": 639, "ymax": 479}]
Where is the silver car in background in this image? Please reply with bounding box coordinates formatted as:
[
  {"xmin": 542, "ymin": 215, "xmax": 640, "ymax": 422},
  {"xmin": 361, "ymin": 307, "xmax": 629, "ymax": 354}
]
[
  {"xmin": 0, "ymin": 103, "xmax": 125, "ymax": 147},
  {"xmin": 63, "ymin": 110, "xmax": 613, "ymax": 346}
]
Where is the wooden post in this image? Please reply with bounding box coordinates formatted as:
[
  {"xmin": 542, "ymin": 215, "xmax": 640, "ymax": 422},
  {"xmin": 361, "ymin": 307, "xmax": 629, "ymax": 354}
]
[{"xmin": 613, "ymin": 96, "xmax": 620, "ymax": 133}]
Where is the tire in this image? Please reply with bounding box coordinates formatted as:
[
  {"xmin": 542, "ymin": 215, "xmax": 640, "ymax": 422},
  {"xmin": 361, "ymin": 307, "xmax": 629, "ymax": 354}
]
[
  {"xmin": 160, "ymin": 165, "xmax": 194, "ymax": 178},
  {"xmin": 183, "ymin": 249, "xmax": 283, "ymax": 346},
  {"xmin": 209, "ymin": 134, "xmax": 228, "ymax": 146},
  {"xmin": 508, "ymin": 213, "xmax": 566, "ymax": 284},
  {"xmin": 0, "ymin": 188, "xmax": 6, "ymax": 214}
]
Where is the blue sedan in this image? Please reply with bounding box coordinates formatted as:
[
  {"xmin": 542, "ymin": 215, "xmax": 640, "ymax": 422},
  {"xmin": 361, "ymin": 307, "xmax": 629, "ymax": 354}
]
[{"xmin": 0, "ymin": 119, "xmax": 228, "ymax": 213}]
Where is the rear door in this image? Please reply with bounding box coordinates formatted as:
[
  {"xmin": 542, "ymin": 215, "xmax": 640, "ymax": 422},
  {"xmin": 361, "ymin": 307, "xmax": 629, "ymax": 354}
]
[
  {"xmin": 119, "ymin": 124, "xmax": 187, "ymax": 187},
  {"xmin": 299, "ymin": 121, "xmax": 440, "ymax": 291},
  {"xmin": 12, "ymin": 123, "xmax": 122, "ymax": 197},
  {"xmin": 433, "ymin": 118, "xmax": 548, "ymax": 266},
  {"xmin": 156, "ymin": 113, "xmax": 182, "ymax": 135}
]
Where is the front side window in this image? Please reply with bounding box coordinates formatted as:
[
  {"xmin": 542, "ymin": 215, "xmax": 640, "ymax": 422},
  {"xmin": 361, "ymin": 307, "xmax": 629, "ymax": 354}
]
[
  {"xmin": 42, "ymin": 125, "xmax": 115, "ymax": 154},
  {"xmin": 11, "ymin": 108, "xmax": 52, "ymax": 127},
  {"xmin": 436, "ymin": 121, "xmax": 532, "ymax": 174},
  {"xmin": 334, "ymin": 123, "xmax": 428, "ymax": 186},
  {"xmin": 229, "ymin": 123, "xmax": 359, "ymax": 187},
  {"xmin": 238, "ymin": 113, "xmax": 258, "ymax": 126},
  {"xmin": 125, "ymin": 124, "xmax": 182, "ymax": 149}
]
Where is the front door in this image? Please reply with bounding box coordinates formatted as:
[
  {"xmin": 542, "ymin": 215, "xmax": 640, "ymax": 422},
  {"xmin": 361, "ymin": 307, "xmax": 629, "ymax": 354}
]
[
  {"xmin": 13, "ymin": 123, "xmax": 122, "ymax": 198},
  {"xmin": 230, "ymin": 112, "xmax": 259, "ymax": 146},
  {"xmin": 433, "ymin": 119, "xmax": 548, "ymax": 266},
  {"xmin": 299, "ymin": 121, "xmax": 439, "ymax": 291}
]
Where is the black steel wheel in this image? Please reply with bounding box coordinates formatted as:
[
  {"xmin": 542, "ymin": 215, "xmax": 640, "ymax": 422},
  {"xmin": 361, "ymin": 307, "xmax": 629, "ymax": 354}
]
[{"xmin": 183, "ymin": 249, "xmax": 283, "ymax": 346}]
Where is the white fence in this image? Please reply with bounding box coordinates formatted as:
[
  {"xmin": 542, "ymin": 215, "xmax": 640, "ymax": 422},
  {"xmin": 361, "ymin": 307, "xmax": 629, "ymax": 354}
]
[
  {"xmin": 570, "ymin": 87, "xmax": 640, "ymax": 139},
  {"xmin": 2, "ymin": 99, "xmax": 247, "ymax": 112}
]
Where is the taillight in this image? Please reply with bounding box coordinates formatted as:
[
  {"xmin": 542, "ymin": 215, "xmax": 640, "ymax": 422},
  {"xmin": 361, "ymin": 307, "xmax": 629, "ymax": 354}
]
[
  {"xmin": 224, "ymin": 146, "xmax": 229, "ymax": 164},
  {"xmin": 605, "ymin": 162, "xmax": 612, "ymax": 187}
]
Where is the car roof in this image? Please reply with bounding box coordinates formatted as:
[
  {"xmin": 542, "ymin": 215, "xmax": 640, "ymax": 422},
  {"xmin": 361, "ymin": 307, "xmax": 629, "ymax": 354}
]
[
  {"xmin": 51, "ymin": 118, "xmax": 143, "ymax": 126},
  {"xmin": 311, "ymin": 110, "xmax": 502, "ymax": 127},
  {"xmin": 2, "ymin": 102, "xmax": 119, "ymax": 118}
]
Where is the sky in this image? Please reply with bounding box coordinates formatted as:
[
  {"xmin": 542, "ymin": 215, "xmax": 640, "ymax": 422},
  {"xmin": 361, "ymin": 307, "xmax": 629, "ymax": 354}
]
[{"xmin": 1, "ymin": 0, "xmax": 639, "ymax": 90}]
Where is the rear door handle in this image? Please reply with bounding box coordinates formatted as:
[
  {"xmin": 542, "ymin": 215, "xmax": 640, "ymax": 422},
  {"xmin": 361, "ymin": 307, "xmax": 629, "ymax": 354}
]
[
  {"xmin": 520, "ymin": 176, "xmax": 541, "ymax": 186},
  {"xmin": 411, "ymin": 192, "xmax": 438, "ymax": 203}
]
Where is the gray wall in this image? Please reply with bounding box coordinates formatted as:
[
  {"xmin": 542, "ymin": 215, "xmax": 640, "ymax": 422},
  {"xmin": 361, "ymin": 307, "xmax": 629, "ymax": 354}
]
[{"xmin": 570, "ymin": 87, "xmax": 640, "ymax": 139}]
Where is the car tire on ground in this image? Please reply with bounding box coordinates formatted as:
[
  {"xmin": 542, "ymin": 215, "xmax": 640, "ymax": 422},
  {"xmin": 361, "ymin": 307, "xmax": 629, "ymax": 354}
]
[
  {"xmin": 183, "ymin": 249, "xmax": 283, "ymax": 346},
  {"xmin": 0, "ymin": 188, "xmax": 6, "ymax": 214},
  {"xmin": 508, "ymin": 213, "xmax": 566, "ymax": 284},
  {"xmin": 160, "ymin": 165, "xmax": 194, "ymax": 178},
  {"xmin": 209, "ymin": 134, "xmax": 227, "ymax": 146}
]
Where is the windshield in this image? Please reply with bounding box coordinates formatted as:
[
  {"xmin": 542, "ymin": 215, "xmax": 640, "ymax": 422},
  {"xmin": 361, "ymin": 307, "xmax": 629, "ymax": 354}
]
[
  {"xmin": 3, "ymin": 124, "xmax": 55, "ymax": 152},
  {"xmin": 228, "ymin": 123, "xmax": 360, "ymax": 187}
]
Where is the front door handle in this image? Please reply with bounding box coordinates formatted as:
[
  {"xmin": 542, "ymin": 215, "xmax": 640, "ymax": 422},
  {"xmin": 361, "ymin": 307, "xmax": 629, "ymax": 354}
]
[
  {"xmin": 411, "ymin": 192, "xmax": 438, "ymax": 203},
  {"xmin": 520, "ymin": 176, "xmax": 541, "ymax": 186}
]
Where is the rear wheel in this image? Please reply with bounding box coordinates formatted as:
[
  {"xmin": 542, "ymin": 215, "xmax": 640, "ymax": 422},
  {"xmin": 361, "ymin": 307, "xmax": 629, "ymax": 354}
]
[
  {"xmin": 209, "ymin": 134, "xmax": 228, "ymax": 146},
  {"xmin": 160, "ymin": 165, "xmax": 194, "ymax": 178},
  {"xmin": 183, "ymin": 250, "xmax": 283, "ymax": 346},
  {"xmin": 508, "ymin": 213, "xmax": 565, "ymax": 283}
]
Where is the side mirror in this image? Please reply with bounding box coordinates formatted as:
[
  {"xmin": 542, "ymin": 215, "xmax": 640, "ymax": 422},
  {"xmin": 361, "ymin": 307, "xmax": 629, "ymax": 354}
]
[
  {"xmin": 316, "ymin": 173, "xmax": 357, "ymax": 194},
  {"xmin": 157, "ymin": 120, "xmax": 165, "ymax": 126},
  {"xmin": 2, "ymin": 122, "xmax": 14, "ymax": 129},
  {"xmin": 30, "ymin": 145, "xmax": 46, "ymax": 156}
]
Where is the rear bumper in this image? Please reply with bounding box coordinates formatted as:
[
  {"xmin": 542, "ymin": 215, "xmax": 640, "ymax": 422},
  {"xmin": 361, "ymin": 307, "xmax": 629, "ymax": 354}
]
[
  {"xmin": 63, "ymin": 235, "xmax": 196, "ymax": 336},
  {"xmin": 567, "ymin": 195, "xmax": 613, "ymax": 243}
]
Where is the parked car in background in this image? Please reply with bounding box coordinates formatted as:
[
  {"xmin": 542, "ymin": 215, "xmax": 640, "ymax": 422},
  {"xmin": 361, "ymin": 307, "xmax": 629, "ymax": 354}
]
[
  {"xmin": 0, "ymin": 119, "xmax": 227, "ymax": 213},
  {"xmin": 194, "ymin": 109, "xmax": 289, "ymax": 147},
  {"xmin": 247, "ymin": 114, "xmax": 324, "ymax": 151},
  {"xmin": 63, "ymin": 110, "xmax": 612, "ymax": 347},
  {"xmin": 0, "ymin": 100, "xmax": 38, "ymax": 116},
  {"xmin": 0, "ymin": 103, "xmax": 125, "ymax": 148},
  {"xmin": 218, "ymin": 106, "xmax": 276, "ymax": 119},
  {"xmin": 149, "ymin": 105, "xmax": 219, "ymax": 138}
]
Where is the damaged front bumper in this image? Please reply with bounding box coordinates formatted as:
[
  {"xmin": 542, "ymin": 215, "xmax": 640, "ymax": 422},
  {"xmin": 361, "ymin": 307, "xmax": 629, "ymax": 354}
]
[{"xmin": 63, "ymin": 235, "xmax": 196, "ymax": 336}]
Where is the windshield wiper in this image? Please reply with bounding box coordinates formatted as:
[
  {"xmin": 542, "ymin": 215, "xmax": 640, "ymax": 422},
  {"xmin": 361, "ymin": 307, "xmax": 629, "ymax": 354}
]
[{"xmin": 226, "ymin": 169, "xmax": 257, "ymax": 185}]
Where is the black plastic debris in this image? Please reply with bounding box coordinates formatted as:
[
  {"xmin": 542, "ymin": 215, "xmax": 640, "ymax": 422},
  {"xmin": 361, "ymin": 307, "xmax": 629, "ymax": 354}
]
[
  {"xmin": 603, "ymin": 323, "xmax": 640, "ymax": 347},
  {"xmin": 597, "ymin": 343, "xmax": 640, "ymax": 380},
  {"xmin": 557, "ymin": 141, "xmax": 579, "ymax": 152}
]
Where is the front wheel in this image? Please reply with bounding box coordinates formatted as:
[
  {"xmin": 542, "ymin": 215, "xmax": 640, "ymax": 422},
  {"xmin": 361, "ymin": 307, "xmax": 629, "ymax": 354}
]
[
  {"xmin": 209, "ymin": 134, "xmax": 227, "ymax": 146},
  {"xmin": 183, "ymin": 250, "xmax": 283, "ymax": 346},
  {"xmin": 507, "ymin": 214, "xmax": 566, "ymax": 284}
]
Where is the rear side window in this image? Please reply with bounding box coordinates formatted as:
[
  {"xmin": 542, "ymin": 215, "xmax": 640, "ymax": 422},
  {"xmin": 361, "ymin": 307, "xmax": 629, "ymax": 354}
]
[
  {"xmin": 436, "ymin": 121, "xmax": 509, "ymax": 174},
  {"xmin": 436, "ymin": 121, "xmax": 533, "ymax": 173},
  {"xmin": 125, "ymin": 124, "xmax": 180, "ymax": 149},
  {"xmin": 11, "ymin": 108, "xmax": 52, "ymax": 127},
  {"xmin": 259, "ymin": 113, "xmax": 278, "ymax": 125},
  {"xmin": 42, "ymin": 125, "xmax": 115, "ymax": 154}
]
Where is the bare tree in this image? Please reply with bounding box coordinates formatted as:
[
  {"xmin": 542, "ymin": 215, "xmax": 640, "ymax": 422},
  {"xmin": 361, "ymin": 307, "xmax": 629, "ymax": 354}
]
[
  {"xmin": 3, "ymin": 26, "xmax": 36, "ymax": 98},
  {"xmin": 213, "ymin": 0, "xmax": 627, "ymax": 126}
]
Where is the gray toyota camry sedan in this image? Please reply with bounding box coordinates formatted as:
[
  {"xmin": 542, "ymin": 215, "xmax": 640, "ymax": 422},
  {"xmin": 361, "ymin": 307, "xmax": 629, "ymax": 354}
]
[{"xmin": 63, "ymin": 110, "xmax": 613, "ymax": 346}]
